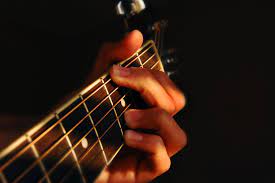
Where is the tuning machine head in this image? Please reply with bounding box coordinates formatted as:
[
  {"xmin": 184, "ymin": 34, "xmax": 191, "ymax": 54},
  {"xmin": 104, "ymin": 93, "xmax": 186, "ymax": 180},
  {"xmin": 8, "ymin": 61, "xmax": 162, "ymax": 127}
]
[
  {"xmin": 116, "ymin": 0, "xmax": 147, "ymax": 18},
  {"xmin": 161, "ymin": 48, "xmax": 184, "ymax": 82}
]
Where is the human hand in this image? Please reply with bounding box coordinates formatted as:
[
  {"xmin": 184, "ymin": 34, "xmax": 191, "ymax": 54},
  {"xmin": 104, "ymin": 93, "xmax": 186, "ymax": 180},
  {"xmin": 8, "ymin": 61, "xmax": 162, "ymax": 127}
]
[{"xmin": 94, "ymin": 30, "xmax": 187, "ymax": 183}]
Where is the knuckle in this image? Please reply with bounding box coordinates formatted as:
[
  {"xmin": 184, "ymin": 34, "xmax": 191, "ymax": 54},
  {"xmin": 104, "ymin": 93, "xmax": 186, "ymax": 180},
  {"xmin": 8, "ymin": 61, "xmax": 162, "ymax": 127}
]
[
  {"xmin": 154, "ymin": 107, "xmax": 167, "ymax": 116},
  {"xmin": 153, "ymin": 98, "xmax": 176, "ymax": 116},
  {"xmin": 129, "ymin": 67, "xmax": 153, "ymax": 80},
  {"xmin": 133, "ymin": 68, "xmax": 155, "ymax": 94},
  {"xmin": 150, "ymin": 135, "xmax": 165, "ymax": 151},
  {"xmin": 124, "ymin": 110, "xmax": 142, "ymax": 129},
  {"xmin": 152, "ymin": 108, "xmax": 174, "ymax": 130},
  {"xmin": 131, "ymin": 67, "xmax": 150, "ymax": 76},
  {"xmin": 154, "ymin": 107, "xmax": 171, "ymax": 121}
]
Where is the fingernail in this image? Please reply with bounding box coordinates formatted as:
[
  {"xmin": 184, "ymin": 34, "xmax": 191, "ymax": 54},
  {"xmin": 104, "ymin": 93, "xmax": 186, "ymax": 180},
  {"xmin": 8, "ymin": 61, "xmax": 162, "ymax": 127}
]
[
  {"xmin": 112, "ymin": 65, "xmax": 130, "ymax": 77},
  {"xmin": 124, "ymin": 110, "xmax": 141, "ymax": 123},
  {"xmin": 125, "ymin": 130, "xmax": 143, "ymax": 141}
]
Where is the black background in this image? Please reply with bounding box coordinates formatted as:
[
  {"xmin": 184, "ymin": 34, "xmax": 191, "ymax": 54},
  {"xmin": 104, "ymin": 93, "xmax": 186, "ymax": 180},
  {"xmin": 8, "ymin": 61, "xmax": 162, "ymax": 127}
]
[{"xmin": 1, "ymin": 0, "xmax": 275, "ymax": 182}]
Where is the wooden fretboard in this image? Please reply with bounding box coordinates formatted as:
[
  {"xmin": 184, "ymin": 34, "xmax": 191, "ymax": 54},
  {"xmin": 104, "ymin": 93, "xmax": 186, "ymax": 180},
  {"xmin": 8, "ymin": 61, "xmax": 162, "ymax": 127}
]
[{"xmin": 0, "ymin": 40, "xmax": 163, "ymax": 183}]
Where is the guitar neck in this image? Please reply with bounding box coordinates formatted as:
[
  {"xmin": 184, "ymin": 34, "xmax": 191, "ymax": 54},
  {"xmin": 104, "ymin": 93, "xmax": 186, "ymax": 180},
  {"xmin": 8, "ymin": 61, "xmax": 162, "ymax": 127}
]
[{"xmin": 0, "ymin": 40, "xmax": 163, "ymax": 183}]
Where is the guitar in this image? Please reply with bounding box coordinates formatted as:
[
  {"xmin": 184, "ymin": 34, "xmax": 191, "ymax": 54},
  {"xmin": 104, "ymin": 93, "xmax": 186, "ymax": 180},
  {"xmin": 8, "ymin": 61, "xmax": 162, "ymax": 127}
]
[{"xmin": 0, "ymin": 1, "xmax": 180, "ymax": 182}]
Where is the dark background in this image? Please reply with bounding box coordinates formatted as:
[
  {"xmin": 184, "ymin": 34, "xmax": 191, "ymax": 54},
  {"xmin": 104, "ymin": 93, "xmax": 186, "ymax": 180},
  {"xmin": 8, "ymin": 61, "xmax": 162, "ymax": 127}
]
[{"xmin": 1, "ymin": 0, "xmax": 275, "ymax": 182}]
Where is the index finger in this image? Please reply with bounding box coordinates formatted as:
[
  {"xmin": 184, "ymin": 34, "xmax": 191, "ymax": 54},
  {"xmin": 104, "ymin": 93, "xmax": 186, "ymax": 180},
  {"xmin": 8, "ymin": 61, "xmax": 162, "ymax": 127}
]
[{"xmin": 110, "ymin": 66, "xmax": 176, "ymax": 114}]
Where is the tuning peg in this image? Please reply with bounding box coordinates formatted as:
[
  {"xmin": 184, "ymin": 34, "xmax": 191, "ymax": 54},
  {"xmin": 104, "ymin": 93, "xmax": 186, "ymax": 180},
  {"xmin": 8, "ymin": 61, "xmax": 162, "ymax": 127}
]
[
  {"xmin": 161, "ymin": 48, "xmax": 184, "ymax": 82},
  {"xmin": 116, "ymin": 0, "xmax": 147, "ymax": 18},
  {"xmin": 161, "ymin": 48, "xmax": 182, "ymax": 67}
]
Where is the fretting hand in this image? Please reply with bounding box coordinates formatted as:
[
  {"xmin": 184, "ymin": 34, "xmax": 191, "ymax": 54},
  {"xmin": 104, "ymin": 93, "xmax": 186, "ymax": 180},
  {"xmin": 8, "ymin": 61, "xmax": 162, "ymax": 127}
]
[{"xmin": 94, "ymin": 30, "xmax": 187, "ymax": 183}]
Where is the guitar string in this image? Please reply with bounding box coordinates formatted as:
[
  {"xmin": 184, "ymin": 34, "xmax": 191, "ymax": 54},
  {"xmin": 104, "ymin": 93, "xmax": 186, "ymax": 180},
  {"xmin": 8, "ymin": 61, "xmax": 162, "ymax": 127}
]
[
  {"xmin": 11, "ymin": 55, "xmax": 160, "ymax": 182},
  {"xmin": 15, "ymin": 51, "xmax": 157, "ymax": 181},
  {"xmin": 57, "ymin": 61, "xmax": 161, "ymax": 183},
  {"xmin": 58, "ymin": 60, "xmax": 161, "ymax": 183},
  {"xmin": 72, "ymin": 60, "xmax": 160, "ymax": 165},
  {"xmin": 12, "ymin": 89, "xmax": 126, "ymax": 182},
  {"xmin": 44, "ymin": 103, "xmax": 131, "ymax": 183},
  {"xmin": 13, "ymin": 94, "xmax": 130, "ymax": 183},
  {"xmin": 14, "ymin": 58, "xmax": 161, "ymax": 183},
  {"xmin": 0, "ymin": 42, "xmax": 154, "ymax": 172},
  {"xmin": 13, "ymin": 56, "xmax": 160, "ymax": 183}
]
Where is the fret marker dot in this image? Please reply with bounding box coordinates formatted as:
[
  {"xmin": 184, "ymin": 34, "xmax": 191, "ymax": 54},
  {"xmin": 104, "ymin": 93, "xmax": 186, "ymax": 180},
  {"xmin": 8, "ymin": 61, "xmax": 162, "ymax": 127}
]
[
  {"xmin": 81, "ymin": 138, "xmax": 88, "ymax": 149},
  {"xmin": 121, "ymin": 99, "xmax": 126, "ymax": 107}
]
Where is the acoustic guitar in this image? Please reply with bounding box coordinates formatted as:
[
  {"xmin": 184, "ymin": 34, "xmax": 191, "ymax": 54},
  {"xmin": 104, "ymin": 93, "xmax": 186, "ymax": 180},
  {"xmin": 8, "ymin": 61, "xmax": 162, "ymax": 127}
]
[{"xmin": 0, "ymin": 1, "xmax": 179, "ymax": 182}]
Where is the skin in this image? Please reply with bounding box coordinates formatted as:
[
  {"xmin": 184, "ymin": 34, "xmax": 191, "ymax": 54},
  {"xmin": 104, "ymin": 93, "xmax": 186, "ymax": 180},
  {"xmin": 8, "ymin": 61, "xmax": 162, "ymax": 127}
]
[
  {"xmin": 93, "ymin": 30, "xmax": 187, "ymax": 183},
  {"xmin": 0, "ymin": 30, "xmax": 186, "ymax": 182}
]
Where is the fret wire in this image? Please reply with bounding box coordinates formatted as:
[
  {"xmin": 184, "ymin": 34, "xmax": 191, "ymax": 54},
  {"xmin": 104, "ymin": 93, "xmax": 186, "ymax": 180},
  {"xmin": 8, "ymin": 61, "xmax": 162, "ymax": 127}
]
[
  {"xmin": 85, "ymin": 104, "xmax": 130, "ymax": 165},
  {"xmin": 136, "ymin": 52, "xmax": 144, "ymax": 68},
  {"xmin": 13, "ymin": 90, "xmax": 126, "ymax": 183},
  {"xmin": 80, "ymin": 95, "xmax": 108, "ymax": 164},
  {"xmin": 19, "ymin": 87, "xmax": 122, "ymax": 178},
  {"xmin": 58, "ymin": 114, "xmax": 87, "ymax": 183},
  {"xmin": 0, "ymin": 42, "xmax": 156, "ymax": 173},
  {"xmin": 4, "ymin": 54, "xmax": 159, "ymax": 182},
  {"xmin": 0, "ymin": 172, "xmax": 7, "ymax": 183},
  {"xmin": 58, "ymin": 139, "xmax": 99, "ymax": 183},
  {"xmin": 46, "ymin": 99, "xmax": 130, "ymax": 182},
  {"xmin": 119, "ymin": 43, "xmax": 153, "ymax": 66},
  {"xmin": 26, "ymin": 135, "xmax": 51, "ymax": 183},
  {"xmin": 107, "ymin": 144, "xmax": 124, "ymax": 165},
  {"xmin": 142, "ymin": 53, "xmax": 156, "ymax": 66},
  {"xmin": 16, "ymin": 87, "xmax": 127, "ymax": 183},
  {"xmin": 3, "ymin": 46, "xmax": 161, "ymax": 183},
  {"xmin": 13, "ymin": 135, "xmax": 50, "ymax": 183},
  {"xmin": 101, "ymin": 78, "xmax": 124, "ymax": 136},
  {"xmin": 151, "ymin": 59, "xmax": 161, "ymax": 70},
  {"xmin": 59, "ymin": 104, "xmax": 131, "ymax": 183},
  {"xmin": 0, "ymin": 84, "xmax": 111, "ymax": 172},
  {"xmin": 98, "ymin": 45, "xmax": 154, "ymax": 98},
  {"xmin": 38, "ymin": 100, "xmax": 131, "ymax": 183}
]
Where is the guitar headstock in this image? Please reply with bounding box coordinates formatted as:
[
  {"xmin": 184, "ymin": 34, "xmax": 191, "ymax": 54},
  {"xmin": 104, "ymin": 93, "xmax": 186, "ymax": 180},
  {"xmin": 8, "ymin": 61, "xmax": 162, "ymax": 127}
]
[{"xmin": 115, "ymin": 0, "xmax": 184, "ymax": 82}]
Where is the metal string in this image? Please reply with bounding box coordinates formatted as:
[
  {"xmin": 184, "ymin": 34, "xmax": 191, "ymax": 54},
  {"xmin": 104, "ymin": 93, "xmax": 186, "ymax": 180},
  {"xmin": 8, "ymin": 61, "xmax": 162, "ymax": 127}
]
[
  {"xmin": 13, "ymin": 93, "xmax": 130, "ymax": 183},
  {"xmin": 58, "ymin": 61, "xmax": 161, "ymax": 183},
  {"xmin": 45, "ymin": 104, "xmax": 131, "ymax": 183},
  {"xmin": 0, "ymin": 43, "xmax": 154, "ymax": 173},
  {"xmin": 12, "ymin": 56, "xmax": 161, "ymax": 183}
]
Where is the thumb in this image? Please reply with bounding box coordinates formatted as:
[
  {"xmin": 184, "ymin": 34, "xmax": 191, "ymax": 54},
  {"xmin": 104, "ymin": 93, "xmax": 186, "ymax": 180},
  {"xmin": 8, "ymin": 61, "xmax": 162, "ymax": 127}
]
[
  {"xmin": 88, "ymin": 30, "xmax": 143, "ymax": 82},
  {"xmin": 98, "ymin": 30, "xmax": 143, "ymax": 63}
]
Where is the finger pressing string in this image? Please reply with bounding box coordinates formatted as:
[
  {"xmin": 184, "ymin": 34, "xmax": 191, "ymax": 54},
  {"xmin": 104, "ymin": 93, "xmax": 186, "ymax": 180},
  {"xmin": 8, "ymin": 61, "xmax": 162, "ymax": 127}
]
[
  {"xmin": 110, "ymin": 66, "xmax": 176, "ymax": 114},
  {"xmin": 124, "ymin": 108, "xmax": 187, "ymax": 157}
]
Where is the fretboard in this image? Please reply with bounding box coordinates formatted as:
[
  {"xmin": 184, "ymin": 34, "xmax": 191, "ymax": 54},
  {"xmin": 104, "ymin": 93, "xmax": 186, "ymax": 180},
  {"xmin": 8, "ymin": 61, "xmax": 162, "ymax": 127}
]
[{"xmin": 0, "ymin": 40, "xmax": 163, "ymax": 183}]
